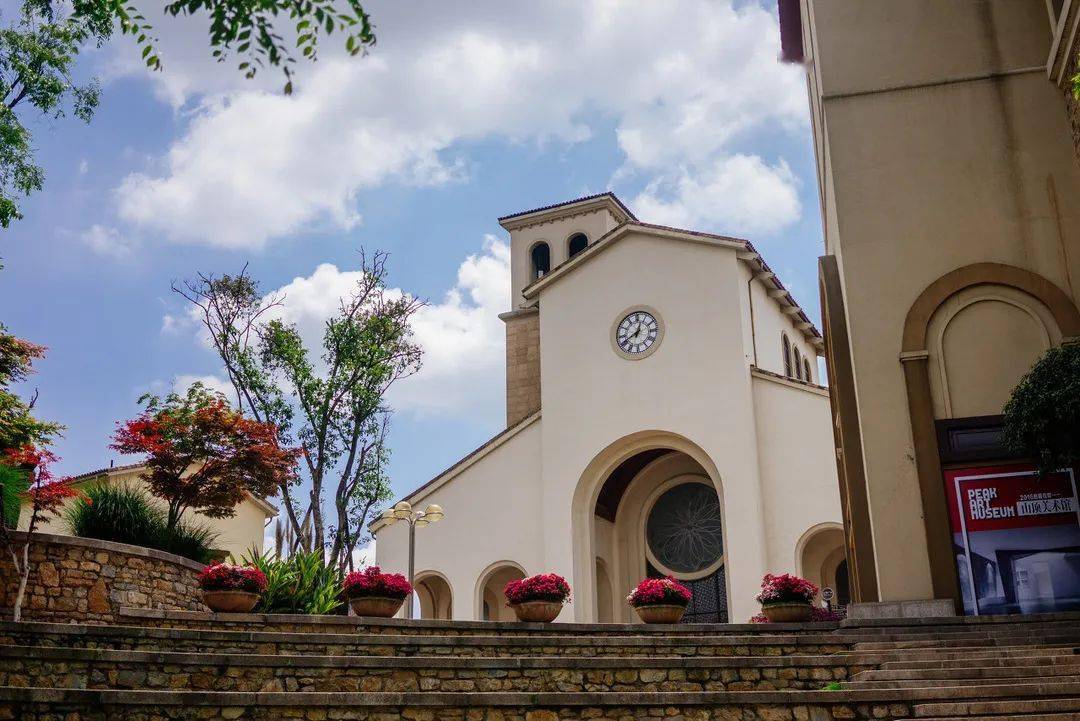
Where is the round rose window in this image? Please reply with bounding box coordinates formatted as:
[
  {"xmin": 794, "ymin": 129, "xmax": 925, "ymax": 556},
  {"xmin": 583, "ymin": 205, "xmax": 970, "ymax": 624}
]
[{"xmin": 645, "ymin": 482, "xmax": 724, "ymax": 575}]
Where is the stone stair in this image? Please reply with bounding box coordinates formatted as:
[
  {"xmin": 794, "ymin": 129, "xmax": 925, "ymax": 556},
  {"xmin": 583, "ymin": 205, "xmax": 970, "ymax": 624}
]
[{"xmin": 0, "ymin": 611, "xmax": 1078, "ymax": 719}]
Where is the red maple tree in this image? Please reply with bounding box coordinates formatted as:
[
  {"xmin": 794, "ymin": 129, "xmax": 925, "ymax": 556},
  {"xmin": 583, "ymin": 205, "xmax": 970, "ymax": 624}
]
[
  {"xmin": 2, "ymin": 445, "xmax": 84, "ymax": 621},
  {"xmin": 111, "ymin": 383, "xmax": 299, "ymax": 531}
]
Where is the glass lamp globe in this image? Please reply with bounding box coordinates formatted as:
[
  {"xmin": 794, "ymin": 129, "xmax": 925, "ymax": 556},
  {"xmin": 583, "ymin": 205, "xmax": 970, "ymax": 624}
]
[
  {"xmin": 392, "ymin": 500, "xmax": 413, "ymax": 520},
  {"xmin": 423, "ymin": 504, "xmax": 444, "ymax": 522}
]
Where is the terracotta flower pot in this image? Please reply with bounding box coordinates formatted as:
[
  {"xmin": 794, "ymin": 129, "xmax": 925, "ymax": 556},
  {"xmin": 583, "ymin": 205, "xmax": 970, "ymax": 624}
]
[
  {"xmin": 202, "ymin": 589, "xmax": 260, "ymax": 613},
  {"xmin": 509, "ymin": 600, "xmax": 563, "ymax": 623},
  {"xmin": 761, "ymin": 602, "xmax": 812, "ymax": 623},
  {"xmin": 633, "ymin": 603, "xmax": 687, "ymax": 624},
  {"xmin": 349, "ymin": 595, "xmax": 406, "ymax": 618}
]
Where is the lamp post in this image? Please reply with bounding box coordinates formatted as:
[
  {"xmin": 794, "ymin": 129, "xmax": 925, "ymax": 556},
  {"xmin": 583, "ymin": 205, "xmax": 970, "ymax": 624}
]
[{"xmin": 379, "ymin": 501, "xmax": 444, "ymax": 619}]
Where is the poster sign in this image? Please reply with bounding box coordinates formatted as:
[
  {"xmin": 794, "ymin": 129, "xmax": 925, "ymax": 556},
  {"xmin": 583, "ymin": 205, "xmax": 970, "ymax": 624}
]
[{"xmin": 945, "ymin": 464, "xmax": 1080, "ymax": 616}]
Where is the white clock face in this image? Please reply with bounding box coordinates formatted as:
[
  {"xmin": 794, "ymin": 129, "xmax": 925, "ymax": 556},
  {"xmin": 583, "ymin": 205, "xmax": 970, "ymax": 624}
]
[{"xmin": 616, "ymin": 311, "xmax": 659, "ymax": 355}]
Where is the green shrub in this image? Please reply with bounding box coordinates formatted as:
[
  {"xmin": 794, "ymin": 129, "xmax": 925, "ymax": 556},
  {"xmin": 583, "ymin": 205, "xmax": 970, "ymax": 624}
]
[
  {"xmin": 156, "ymin": 520, "xmax": 220, "ymax": 565},
  {"xmin": 243, "ymin": 550, "xmax": 344, "ymax": 615},
  {"xmin": 1003, "ymin": 343, "xmax": 1080, "ymax": 477},
  {"xmin": 64, "ymin": 484, "xmax": 219, "ymax": 564},
  {"xmin": 0, "ymin": 464, "xmax": 28, "ymax": 528}
]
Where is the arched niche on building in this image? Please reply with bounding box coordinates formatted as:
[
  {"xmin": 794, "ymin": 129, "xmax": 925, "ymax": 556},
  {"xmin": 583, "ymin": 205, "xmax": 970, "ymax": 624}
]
[
  {"xmin": 795, "ymin": 522, "xmax": 847, "ymax": 606},
  {"xmin": 901, "ymin": 262, "xmax": 1080, "ymax": 604},
  {"xmin": 475, "ymin": 560, "xmax": 526, "ymax": 622},
  {"xmin": 414, "ymin": 571, "xmax": 453, "ymax": 621}
]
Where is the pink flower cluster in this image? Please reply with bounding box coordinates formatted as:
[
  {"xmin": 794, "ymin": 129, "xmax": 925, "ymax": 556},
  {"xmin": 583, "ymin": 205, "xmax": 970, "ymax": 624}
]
[
  {"xmin": 754, "ymin": 573, "xmax": 819, "ymax": 605},
  {"xmin": 197, "ymin": 563, "xmax": 268, "ymax": 594},
  {"xmin": 504, "ymin": 573, "xmax": 571, "ymax": 605},
  {"xmin": 343, "ymin": 566, "xmax": 413, "ymax": 600},
  {"xmin": 626, "ymin": 577, "xmax": 693, "ymax": 608}
]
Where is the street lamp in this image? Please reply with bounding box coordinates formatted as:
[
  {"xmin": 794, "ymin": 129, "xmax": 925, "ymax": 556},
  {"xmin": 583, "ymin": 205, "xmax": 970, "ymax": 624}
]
[{"xmin": 379, "ymin": 501, "xmax": 444, "ymax": 619}]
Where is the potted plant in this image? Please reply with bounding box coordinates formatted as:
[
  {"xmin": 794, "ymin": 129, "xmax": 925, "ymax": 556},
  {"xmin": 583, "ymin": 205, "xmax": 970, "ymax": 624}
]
[
  {"xmin": 343, "ymin": 566, "xmax": 412, "ymax": 618},
  {"xmin": 198, "ymin": 562, "xmax": 268, "ymax": 613},
  {"xmin": 755, "ymin": 572, "xmax": 818, "ymax": 622},
  {"xmin": 504, "ymin": 573, "xmax": 571, "ymax": 623},
  {"xmin": 627, "ymin": 576, "xmax": 693, "ymax": 623}
]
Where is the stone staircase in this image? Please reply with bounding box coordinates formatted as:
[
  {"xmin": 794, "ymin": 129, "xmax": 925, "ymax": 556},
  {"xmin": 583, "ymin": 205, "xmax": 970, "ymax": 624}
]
[{"xmin": 0, "ymin": 609, "xmax": 1077, "ymax": 719}]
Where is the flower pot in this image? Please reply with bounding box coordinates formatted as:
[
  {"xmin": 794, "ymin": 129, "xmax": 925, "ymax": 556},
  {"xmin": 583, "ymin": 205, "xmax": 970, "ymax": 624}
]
[
  {"xmin": 349, "ymin": 595, "xmax": 406, "ymax": 618},
  {"xmin": 761, "ymin": 602, "xmax": 812, "ymax": 623},
  {"xmin": 202, "ymin": 590, "xmax": 260, "ymax": 613},
  {"xmin": 633, "ymin": 604, "xmax": 687, "ymax": 624},
  {"xmin": 509, "ymin": 600, "xmax": 563, "ymax": 623}
]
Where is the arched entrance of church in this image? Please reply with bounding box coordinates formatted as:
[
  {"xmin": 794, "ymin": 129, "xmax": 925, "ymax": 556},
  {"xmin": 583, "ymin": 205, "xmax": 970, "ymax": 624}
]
[{"xmin": 574, "ymin": 434, "xmax": 730, "ymax": 623}]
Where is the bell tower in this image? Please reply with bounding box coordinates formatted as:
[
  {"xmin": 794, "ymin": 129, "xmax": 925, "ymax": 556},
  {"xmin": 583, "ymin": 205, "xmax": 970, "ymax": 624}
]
[{"xmin": 496, "ymin": 194, "xmax": 636, "ymax": 425}]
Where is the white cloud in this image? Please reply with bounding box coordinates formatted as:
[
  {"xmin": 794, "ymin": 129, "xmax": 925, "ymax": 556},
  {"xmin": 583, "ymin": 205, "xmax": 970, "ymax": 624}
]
[
  {"xmin": 81, "ymin": 224, "xmax": 136, "ymax": 258},
  {"xmin": 631, "ymin": 155, "xmax": 801, "ymax": 236},
  {"xmin": 173, "ymin": 373, "xmax": 235, "ymax": 399},
  {"xmin": 108, "ymin": 1, "xmax": 807, "ymax": 248}
]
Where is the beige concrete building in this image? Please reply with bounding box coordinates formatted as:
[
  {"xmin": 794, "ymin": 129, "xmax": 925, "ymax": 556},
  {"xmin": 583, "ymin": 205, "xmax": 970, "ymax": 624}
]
[
  {"xmin": 374, "ymin": 194, "xmax": 844, "ymax": 623},
  {"xmin": 19, "ymin": 462, "xmax": 278, "ymax": 562},
  {"xmin": 780, "ymin": 0, "xmax": 1080, "ymax": 615}
]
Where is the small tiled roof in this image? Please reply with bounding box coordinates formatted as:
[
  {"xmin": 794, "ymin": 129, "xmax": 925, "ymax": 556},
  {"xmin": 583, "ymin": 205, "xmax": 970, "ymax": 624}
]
[
  {"xmin": 63, "ymin": 461, "xmax": 278, "ymax": 517},
  {"xmin": 497, "ymin": 192, "xmax": 638, "ymax": 223},
  {"xmin": 68, "ymin": 462, "xmax": 146, "ymax": 483}
]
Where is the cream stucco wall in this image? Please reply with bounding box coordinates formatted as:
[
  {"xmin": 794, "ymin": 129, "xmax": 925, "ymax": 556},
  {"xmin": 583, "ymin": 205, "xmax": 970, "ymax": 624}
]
[
  {"xmin": 374, "ymin": 418, "xmax": 544, "ymax": 621},
  {"xmin": 796, "ymin": 0, "xmax": 1080, "ymax": 601},
  {"xmin": 18, "ymin": 466, "xmax": 276, "ymax": 562},
  {"xmin": 750, "ymin": 371, "xmax": 841, "ymax": 573}
]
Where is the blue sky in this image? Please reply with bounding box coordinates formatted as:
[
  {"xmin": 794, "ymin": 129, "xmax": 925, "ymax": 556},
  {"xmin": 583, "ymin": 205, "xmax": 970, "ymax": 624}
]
[{"xmin": 1, "ymin": 1, "xmax": 823, "ymax": 514}]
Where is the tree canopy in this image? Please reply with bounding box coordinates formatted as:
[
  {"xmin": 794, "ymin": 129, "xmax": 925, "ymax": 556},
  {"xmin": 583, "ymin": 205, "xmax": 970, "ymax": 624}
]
[
  {"xmin": 175, "ymin": 251, "xmax": 423, "ymax": 570},
  {"xmin": 111, "ymin": 381, "xmax": 300, "ymax": 530},
  {"xmin": 1, "ymin": 0, "xmax": 375, "ymax": 228},
  {"xmin": 0, "ymin": 325, "xmax": 62, "ymax": 451},
  {"xmin": 1003, "ymin": 343, "xmax": 1080, "ymax": 477}
]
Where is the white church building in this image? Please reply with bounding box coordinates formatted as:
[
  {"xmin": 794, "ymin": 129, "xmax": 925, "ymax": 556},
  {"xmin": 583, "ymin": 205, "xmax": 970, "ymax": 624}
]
[{"xmin": 373, "ymin": 193, "xmax": 845, "ymax": 624}]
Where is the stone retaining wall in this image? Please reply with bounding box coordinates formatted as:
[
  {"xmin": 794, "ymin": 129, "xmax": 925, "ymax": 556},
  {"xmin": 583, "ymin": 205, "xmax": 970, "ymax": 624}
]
[
  {"xmin": 0, "ymin": 646, "xmax": 865, "ymax": 693},
  {"xmin": 0, "ymin": 689, "xmax": 917, "ymax": 721},
  {"xmin": 0, "ymin": 532, "xmax": 207, "ymax": 623}
]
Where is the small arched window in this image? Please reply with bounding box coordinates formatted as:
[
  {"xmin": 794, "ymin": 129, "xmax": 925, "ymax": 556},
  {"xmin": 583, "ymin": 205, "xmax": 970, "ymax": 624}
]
[
  {"xmin": 782, "ymin": 334, "xmax": 793, "ymax": 378},
  {"xmin": 531, "ymin": 242, "xmax": 550, "ymax": 280},
  {"xmin": 803, "ymin": 358, "xmax": 813, "ymax": 383},
  {"xmin": 568, "ymin": 233, "xmax": 588, "ymax": 259},
  {"xmin": 793, "ymin": 346, "xmax": 803, "ymax": 380}
]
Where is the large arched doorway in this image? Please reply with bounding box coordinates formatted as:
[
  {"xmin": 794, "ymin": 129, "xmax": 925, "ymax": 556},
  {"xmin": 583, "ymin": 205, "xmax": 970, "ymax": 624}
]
[
  {"xmin": 476, "ymin": 562, "xmax": 526, "ymax": 621},
  {"xmin": 415, "ymin": 572, "xmax": 453, "ymax": 620},
  {"xmin": 585, "ymin": 443, "xmax": 729, "ymax": 623}
]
